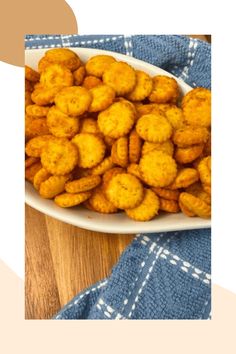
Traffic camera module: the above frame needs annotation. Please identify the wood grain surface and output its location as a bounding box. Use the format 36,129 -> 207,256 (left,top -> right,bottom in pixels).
25,35 -> 210,319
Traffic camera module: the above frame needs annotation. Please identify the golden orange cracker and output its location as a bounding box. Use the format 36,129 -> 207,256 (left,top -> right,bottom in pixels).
179,192 -> 211,218
33,168 -> 51,191
25,156 -> 39,169
127,163 -> 143,181
168,168 -> 199,189
159,198 -> 180,213
162,105 -> 184,129
140,150 -> 177,187
25,79 -> 34,93
54,191 -> 91,207
31,86 -> 61,106
125,188 -> 160,221
126,70 -> 153,101
47,106 -> 79,138
25,135 -> 54,157
25,116 -> 50,140
88,84 -> 115,112
105,173 -> 144,209
149,75 -> 179,104
25,90 -> 33,107
65,175 -> 101,193
103,61 -> 136,96
173,126 -> 209,147
141,140 -> 174,157
44,48 -> 81,71
25,65 -> 40,83
26,104 -> 49,118
136,113 -> 172,143
39,175 -> 70,199
79,117 -> 99,135
41,138 -> 78,175
25,161 -> 42,183
82,76 -> 102,90
88,186 -> 118,214
111,137 -> 129,168
129,129 -> 142,164
179,200 -> 196,217
197,156 -> 211,187
202,183 -> 211,195
136,103 -> 161,117
90,156 -> 115,176
102,167 -> 125,188
55,86 -> 92,116
175,144 -> 204,164
72,133 -> 106,168
86,55 -> 116,78
98,101 -> 135,138
186,182 -> 211,205
73,66 -> 86,86
152,187 -> 180,201
182,88 -> 211,128
40,63 -> 73,89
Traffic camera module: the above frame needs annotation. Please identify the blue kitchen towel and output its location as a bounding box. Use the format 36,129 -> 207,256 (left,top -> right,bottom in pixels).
25,35 -> 211,320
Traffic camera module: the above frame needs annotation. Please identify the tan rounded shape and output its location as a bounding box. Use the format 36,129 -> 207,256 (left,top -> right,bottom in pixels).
173,126 -> 209,147
41,138 -> 78,175
179,200 -> 196,217
152,187 -> 180,201
88,84 -> 115,112
31,86 -> 61,106
136,113 -> 172,143
149,75 -> 179,103
82,76 -> 102,90
105,173 -> 144,209
88,186 -> 118,213
40,63 -> 73,89
25,116 -> 50,140
39,175 -> 70,199
98,101 -> 135,138
179,192 -> 211,218
197,156 -> 211,186
25,65 -> 39,82
54,191 -> 91,207
102,167 -> 125,189
103,61 -> 136,95
90,156 -> 115,176
168,168 -> 199,189
33,168 -> 51,191
129,129 -> 142,164
55,86 -> 92,116
65,175 -> 101,193
142,140 -> 174,157
44,48 -> 81,71
25,161 -> 42,183
162,105 -> 185,129
79,118 -> 99,135
125,189 -> 160,221
111,137 -> 129,167
175,144 -> 204,164
182,88 -> 211,127
85,55 -> 116,77
126,70 -> 153,101
73,66 -> 86,86
25,157 -> 39,169
159,198 -> 180,213
186,182 -> 211,205
25,135 -> 54,157
26,104 -> 50,118
47,106 -> 79,138
140,150 -> 177,187
72,133 -> 106,168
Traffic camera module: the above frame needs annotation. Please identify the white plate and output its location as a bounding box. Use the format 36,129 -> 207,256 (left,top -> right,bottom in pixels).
25,48 -> 211,234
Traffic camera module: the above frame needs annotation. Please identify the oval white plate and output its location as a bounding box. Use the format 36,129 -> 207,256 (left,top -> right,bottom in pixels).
25,47 -> 211,234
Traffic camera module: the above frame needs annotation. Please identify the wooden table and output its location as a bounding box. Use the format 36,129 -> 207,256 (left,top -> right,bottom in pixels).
25,35 -> 210,319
